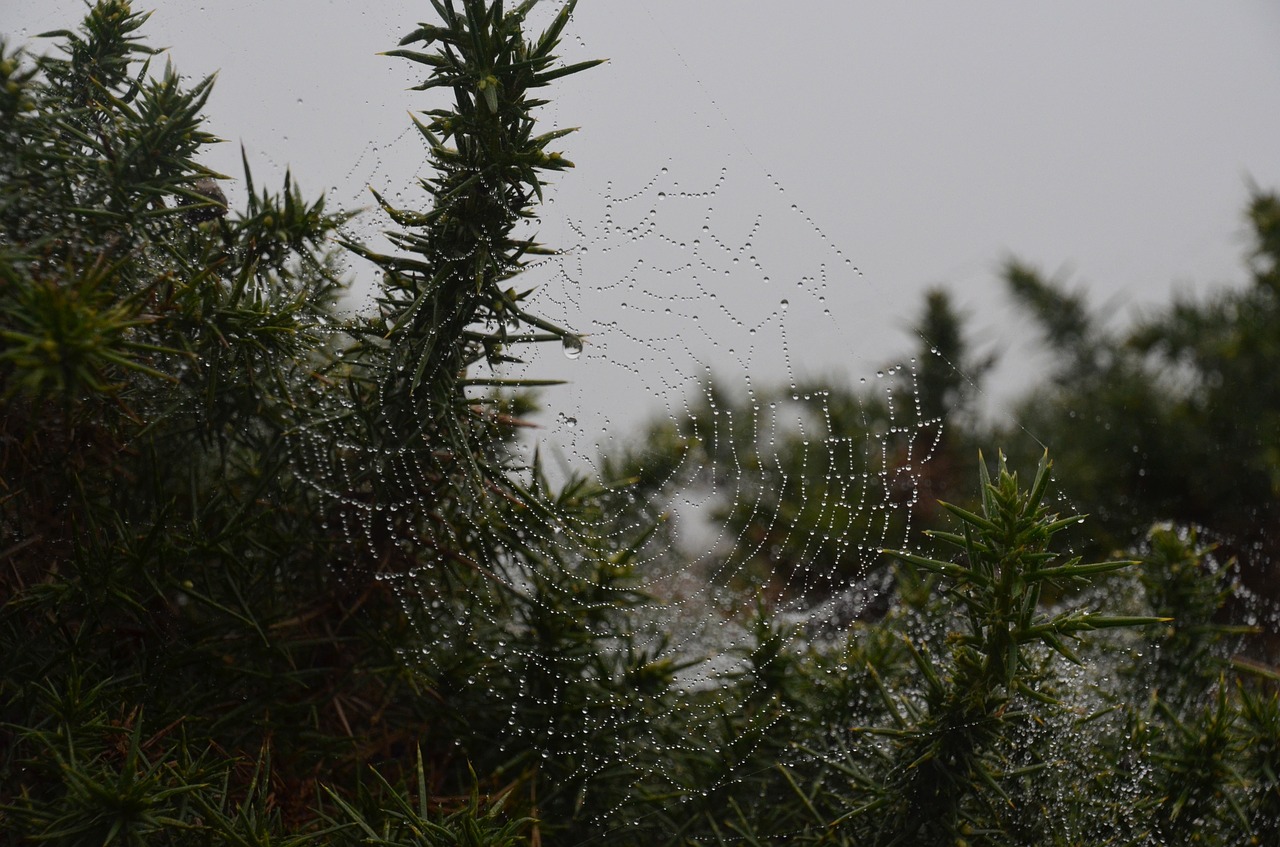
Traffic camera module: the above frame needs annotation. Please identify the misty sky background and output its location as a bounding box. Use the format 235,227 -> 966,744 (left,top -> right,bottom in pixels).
7,1 -> 1280,475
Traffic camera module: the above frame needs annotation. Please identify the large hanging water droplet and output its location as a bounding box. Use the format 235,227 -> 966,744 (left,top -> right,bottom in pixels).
562,335 -> 584,359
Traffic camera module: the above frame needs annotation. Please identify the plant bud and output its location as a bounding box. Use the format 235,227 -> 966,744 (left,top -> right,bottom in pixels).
181,177 -> 228,223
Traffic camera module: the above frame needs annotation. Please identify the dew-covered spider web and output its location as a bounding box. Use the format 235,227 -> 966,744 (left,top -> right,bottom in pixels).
268,4 -> 972,821
296,171 -> 945,825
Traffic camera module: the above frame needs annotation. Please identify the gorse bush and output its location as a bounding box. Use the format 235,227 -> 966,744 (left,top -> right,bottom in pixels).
2,2 -> 1278,845
0,1 -> 663,841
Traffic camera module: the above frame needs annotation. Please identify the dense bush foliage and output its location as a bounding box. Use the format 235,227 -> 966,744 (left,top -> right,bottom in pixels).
993,208 -> 1280,603
2,2 -> 1278,844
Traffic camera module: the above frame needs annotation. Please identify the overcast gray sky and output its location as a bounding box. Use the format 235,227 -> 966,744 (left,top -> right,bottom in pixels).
8,1 -> 1280,459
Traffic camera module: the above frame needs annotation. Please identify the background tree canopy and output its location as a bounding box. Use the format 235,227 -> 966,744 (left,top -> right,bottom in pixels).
2,2 -> 1278,845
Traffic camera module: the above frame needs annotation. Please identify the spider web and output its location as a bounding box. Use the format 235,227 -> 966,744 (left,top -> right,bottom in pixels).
271,8 -> 952,819
286,155 -> 942,820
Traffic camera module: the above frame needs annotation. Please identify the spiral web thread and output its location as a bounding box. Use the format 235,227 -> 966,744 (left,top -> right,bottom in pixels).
286,127 -> 945,814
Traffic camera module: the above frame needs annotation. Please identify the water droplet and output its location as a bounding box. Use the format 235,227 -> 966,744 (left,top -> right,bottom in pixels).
562,335 -> 584,359
780,299 -> 789,310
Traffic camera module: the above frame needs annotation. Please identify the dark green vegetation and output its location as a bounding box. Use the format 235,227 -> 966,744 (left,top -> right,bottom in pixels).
2,2 -> 1278,844
998,223 -> 1280,597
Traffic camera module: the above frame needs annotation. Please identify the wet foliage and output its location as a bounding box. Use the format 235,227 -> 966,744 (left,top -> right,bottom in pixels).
2,2 -> 1279,845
